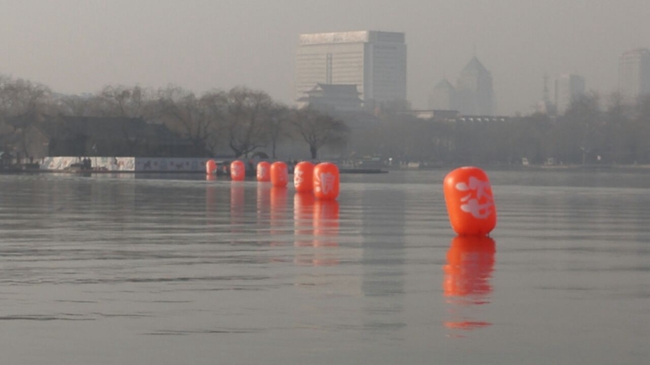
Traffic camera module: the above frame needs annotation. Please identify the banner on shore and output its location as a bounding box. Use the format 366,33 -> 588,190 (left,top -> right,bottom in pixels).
40,157 -> 211,172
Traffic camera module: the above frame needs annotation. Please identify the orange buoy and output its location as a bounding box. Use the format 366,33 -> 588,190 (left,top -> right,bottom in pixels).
205,160 -> 217,175
293,161 -> 315,193
257,161 -> 271,182
443,167 -> 497,236
230,160 -> 246,181
270,161 -> 288,187
313,162 -> 339,200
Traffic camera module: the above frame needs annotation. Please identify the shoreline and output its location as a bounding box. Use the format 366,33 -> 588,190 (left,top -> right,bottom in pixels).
0,167 -> 389,175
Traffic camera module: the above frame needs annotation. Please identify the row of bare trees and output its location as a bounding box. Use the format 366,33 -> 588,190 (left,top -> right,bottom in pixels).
5,74 -> 649,166
356,93 -> 650,166
0,77 -> 348,160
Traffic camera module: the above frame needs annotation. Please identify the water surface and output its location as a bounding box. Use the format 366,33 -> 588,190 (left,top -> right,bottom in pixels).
0,170 -> 648,364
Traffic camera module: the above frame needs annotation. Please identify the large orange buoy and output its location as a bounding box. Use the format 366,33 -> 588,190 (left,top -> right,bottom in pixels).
443,167 -> 497,236
230,160 -> 246,181
293,161 -> 314,193
313,162 -> 339,200
256,161 -> 271,182
270,161 -> 288,187
205,160 -> 217,175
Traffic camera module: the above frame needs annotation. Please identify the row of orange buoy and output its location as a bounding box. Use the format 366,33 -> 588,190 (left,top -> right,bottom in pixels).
209,160 -> 497,234
206,160 -> 340,200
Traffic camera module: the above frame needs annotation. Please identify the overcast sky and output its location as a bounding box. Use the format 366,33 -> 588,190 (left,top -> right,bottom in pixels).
1,0 -> 648,115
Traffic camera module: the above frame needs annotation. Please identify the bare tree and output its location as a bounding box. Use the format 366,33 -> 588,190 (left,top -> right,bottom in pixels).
199,90 -> 228,154
290,107 -> 348,159
56,93 -> 105,117
225,87 -> 274,158
0,76 -> 55,157
267,104 -> 290,159
98,85 -> 153,118
157,86 -> 226,156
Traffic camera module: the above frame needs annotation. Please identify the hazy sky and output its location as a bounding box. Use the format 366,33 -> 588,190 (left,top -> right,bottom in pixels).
1,0 -> 648,115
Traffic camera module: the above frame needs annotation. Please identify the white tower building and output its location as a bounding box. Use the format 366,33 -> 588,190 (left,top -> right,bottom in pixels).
295,31 -> 407,106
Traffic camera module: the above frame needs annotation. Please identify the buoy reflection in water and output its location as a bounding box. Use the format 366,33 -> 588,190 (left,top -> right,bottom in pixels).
443,235 -> 496,332
293,193 -> 315,247
269,187 -> 288,245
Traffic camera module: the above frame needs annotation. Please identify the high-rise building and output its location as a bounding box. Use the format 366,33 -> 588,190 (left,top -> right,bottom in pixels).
295,31 -> 407,106
555,74 -> 586,115
619,48 -> 650,104
429,79 -> 457,110
455,57 -> 494,115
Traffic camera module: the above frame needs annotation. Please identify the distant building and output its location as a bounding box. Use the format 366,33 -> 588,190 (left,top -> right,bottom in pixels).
534,74 -> 557,116
297,83 -> 363,111
555,74 -> 585,115
429,79 -> 457,110
455,57 -> 494,115
619,48 -> 650,104
295,31 -> 407,106
402,109 -> 460,120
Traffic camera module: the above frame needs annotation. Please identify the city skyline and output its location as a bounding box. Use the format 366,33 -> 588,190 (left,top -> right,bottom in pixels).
0,1 -> 648,115
429,56 -> 495,115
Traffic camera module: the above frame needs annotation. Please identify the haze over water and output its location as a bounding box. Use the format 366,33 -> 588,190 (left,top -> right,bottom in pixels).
0,170 -> 648,364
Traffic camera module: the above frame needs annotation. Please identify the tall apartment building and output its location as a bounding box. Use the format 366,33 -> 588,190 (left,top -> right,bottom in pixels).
555,74 -> 586,115
619,48 -> 650,104
295,31 -> 407,105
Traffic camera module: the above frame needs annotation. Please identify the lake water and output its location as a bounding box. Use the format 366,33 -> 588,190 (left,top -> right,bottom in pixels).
0,169 -> 648,364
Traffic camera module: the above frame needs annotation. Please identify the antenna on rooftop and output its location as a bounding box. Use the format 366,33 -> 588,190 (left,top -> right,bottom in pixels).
543,73 -> 550,102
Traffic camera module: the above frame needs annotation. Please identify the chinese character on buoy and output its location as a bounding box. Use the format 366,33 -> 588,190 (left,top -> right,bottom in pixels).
294,161 -> 314,193
271,161 -> 288,187
313,163 -> 339,201
230,160 -> 246,181
205,160 -> 217,175
443,167 -> 497,236
257,161 -> 270,182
